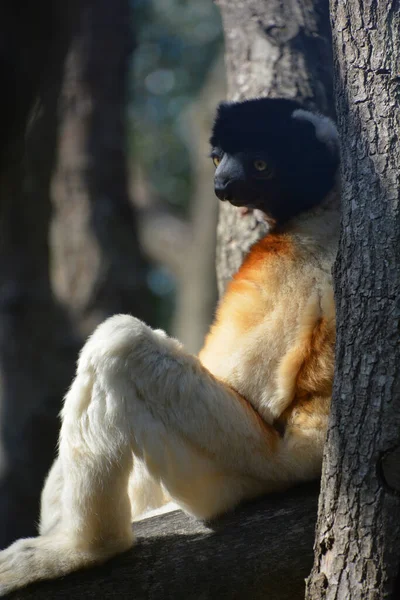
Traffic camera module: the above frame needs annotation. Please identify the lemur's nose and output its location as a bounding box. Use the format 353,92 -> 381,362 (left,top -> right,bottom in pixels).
214,179 -> 233,202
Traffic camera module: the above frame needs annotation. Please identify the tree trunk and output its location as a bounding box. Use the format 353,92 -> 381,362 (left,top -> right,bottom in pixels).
306,2 -> 400,598
51,0 -> 156,336
0,2 -> 80,548
215,0 -> 334,292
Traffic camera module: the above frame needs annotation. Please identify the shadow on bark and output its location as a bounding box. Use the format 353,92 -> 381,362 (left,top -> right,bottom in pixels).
306,4 -> 400,594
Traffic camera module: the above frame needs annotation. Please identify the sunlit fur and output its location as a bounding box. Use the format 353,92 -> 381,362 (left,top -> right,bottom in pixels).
0,100 -> 340,595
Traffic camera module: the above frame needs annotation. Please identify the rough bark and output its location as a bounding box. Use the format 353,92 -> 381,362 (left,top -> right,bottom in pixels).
215,0 -> 334,292
9,484 -> 319,600
51,0 -> 156,336
0,2 -> 80,548
306,1 -> 400,598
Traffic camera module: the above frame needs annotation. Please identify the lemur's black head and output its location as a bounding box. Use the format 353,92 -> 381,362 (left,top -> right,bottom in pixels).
210,98 -> 339,225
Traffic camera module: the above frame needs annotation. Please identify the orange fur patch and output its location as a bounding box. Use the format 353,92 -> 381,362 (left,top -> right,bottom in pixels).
295,317 -> 335,398
236,234 -> 294,281
207,234 -> 294,337
217,279 -> 267,332
200,226 -> 336,451
276,316 -> 335,434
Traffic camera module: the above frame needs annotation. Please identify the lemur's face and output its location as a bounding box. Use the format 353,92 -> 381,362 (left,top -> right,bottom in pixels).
211,148 -> 277,209
210,98 -> 339,225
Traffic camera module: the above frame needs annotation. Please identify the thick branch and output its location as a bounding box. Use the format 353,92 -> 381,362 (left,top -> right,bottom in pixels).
10,484 -> 319,600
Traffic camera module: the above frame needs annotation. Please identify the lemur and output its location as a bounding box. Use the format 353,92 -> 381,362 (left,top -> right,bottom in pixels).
0,98 -> 340,595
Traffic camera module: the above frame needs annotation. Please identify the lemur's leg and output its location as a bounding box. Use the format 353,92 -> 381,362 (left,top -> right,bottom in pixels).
39,457 -> 64,536
0,315 -> 321,595
128,459 -> 171,520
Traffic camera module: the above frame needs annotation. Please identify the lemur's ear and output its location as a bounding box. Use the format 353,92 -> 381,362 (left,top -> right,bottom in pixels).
292,109 -> 339,155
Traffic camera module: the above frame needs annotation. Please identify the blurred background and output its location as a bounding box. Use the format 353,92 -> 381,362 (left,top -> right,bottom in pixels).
0,0 -> 225,548
52,0 -> 225,349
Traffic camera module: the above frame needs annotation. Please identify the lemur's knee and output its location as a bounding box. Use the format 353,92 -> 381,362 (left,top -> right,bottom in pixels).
62,314 -> 184,435
39,458 -> 64,536
78,314 -> 182,376
60,316 -> 153,451
78,315 -> 154,372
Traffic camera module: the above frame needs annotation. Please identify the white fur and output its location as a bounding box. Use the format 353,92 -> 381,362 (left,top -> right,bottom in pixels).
292,108 -> 339,153
0,311 -> 330,594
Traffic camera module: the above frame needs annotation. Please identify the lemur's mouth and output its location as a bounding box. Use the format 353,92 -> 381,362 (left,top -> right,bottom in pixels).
239,206 -> 253,216
225,196 -> 258,208
229,197 -> 265,212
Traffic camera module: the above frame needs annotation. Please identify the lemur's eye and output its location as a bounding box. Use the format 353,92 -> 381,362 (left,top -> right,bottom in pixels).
253,159 -> 268,171
213,156 -> 221,168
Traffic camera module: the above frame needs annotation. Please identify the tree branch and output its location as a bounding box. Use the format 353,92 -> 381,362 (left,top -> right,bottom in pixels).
9,484 -> 319,600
